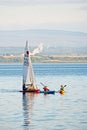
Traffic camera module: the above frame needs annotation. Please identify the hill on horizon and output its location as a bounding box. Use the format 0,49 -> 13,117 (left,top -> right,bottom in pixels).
0,29 -> 87,47
0,46 -> 87,56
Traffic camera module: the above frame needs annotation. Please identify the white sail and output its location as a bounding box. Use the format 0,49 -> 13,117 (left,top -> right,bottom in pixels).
23,41 -> 37,90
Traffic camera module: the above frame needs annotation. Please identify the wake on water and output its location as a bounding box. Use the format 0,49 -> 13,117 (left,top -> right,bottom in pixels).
0,89 -> 19,93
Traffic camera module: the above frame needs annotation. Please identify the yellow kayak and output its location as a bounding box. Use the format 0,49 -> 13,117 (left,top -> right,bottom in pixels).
59,90 -> 65,95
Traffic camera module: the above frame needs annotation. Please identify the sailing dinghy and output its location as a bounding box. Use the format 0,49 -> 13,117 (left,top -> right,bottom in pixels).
20,41 -> 40,93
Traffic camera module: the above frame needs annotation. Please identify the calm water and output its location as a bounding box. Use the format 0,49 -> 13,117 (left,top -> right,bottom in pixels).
0,63 -> 87,130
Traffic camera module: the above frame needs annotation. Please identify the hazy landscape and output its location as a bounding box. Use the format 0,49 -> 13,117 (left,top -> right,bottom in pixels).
0,46 -> 87,63
0,30 -> 87,63
0,29 -> 87,47
0,29 -> 87,63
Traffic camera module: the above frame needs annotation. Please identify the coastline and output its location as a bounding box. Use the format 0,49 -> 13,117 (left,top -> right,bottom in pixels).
0,55 -> 87,63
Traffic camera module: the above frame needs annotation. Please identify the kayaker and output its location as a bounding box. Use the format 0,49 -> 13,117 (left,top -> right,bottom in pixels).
43,86 -> 49,91
60,85 -> 64,91
60,85 -> 66,91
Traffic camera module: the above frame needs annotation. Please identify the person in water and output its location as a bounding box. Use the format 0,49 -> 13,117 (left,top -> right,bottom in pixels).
43,86 -> 49,91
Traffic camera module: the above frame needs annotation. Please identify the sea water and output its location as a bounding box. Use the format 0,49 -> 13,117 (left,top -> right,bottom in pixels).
0,63 -> 87,130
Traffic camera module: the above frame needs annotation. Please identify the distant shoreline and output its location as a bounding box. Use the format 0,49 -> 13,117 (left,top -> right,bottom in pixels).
0,62 -> 87,65
0,55 -> 87,64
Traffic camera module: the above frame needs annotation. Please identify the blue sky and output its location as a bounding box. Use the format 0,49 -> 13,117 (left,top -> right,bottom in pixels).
0,0 -> 87,33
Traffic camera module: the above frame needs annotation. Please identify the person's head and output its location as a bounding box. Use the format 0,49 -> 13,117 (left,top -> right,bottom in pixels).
61,85 -> 63,87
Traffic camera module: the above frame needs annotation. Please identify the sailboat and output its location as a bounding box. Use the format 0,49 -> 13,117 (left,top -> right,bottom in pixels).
20,41 -> 40,93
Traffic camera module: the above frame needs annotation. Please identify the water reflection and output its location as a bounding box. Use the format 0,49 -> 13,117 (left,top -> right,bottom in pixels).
22,93 -> 35,128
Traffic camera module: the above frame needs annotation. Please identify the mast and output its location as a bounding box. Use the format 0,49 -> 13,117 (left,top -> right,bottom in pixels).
22,41 -> 37,90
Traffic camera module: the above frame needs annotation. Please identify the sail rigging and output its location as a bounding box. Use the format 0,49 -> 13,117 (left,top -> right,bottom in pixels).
23,41 -> 37,90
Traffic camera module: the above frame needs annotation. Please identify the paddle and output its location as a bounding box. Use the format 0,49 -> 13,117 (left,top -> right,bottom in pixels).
40,82 -> 46,87
64,85 -> 67,87
40,82 -> 50,91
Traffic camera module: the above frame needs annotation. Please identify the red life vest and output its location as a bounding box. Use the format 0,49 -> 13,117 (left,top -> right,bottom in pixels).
43,86 -> 49,91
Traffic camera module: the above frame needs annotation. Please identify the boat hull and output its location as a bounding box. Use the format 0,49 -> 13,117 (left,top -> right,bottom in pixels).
40,90 -> 55,94
20,89 -> 40,93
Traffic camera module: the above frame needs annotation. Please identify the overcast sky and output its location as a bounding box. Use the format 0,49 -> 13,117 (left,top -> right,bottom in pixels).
0,0 -> 87,47
0,0 -> 87,33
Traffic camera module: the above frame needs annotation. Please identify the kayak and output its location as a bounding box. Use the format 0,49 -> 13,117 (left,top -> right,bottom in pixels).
59,90 -> 65,94
40,90 -> 55,94
20,89 -> 40,93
